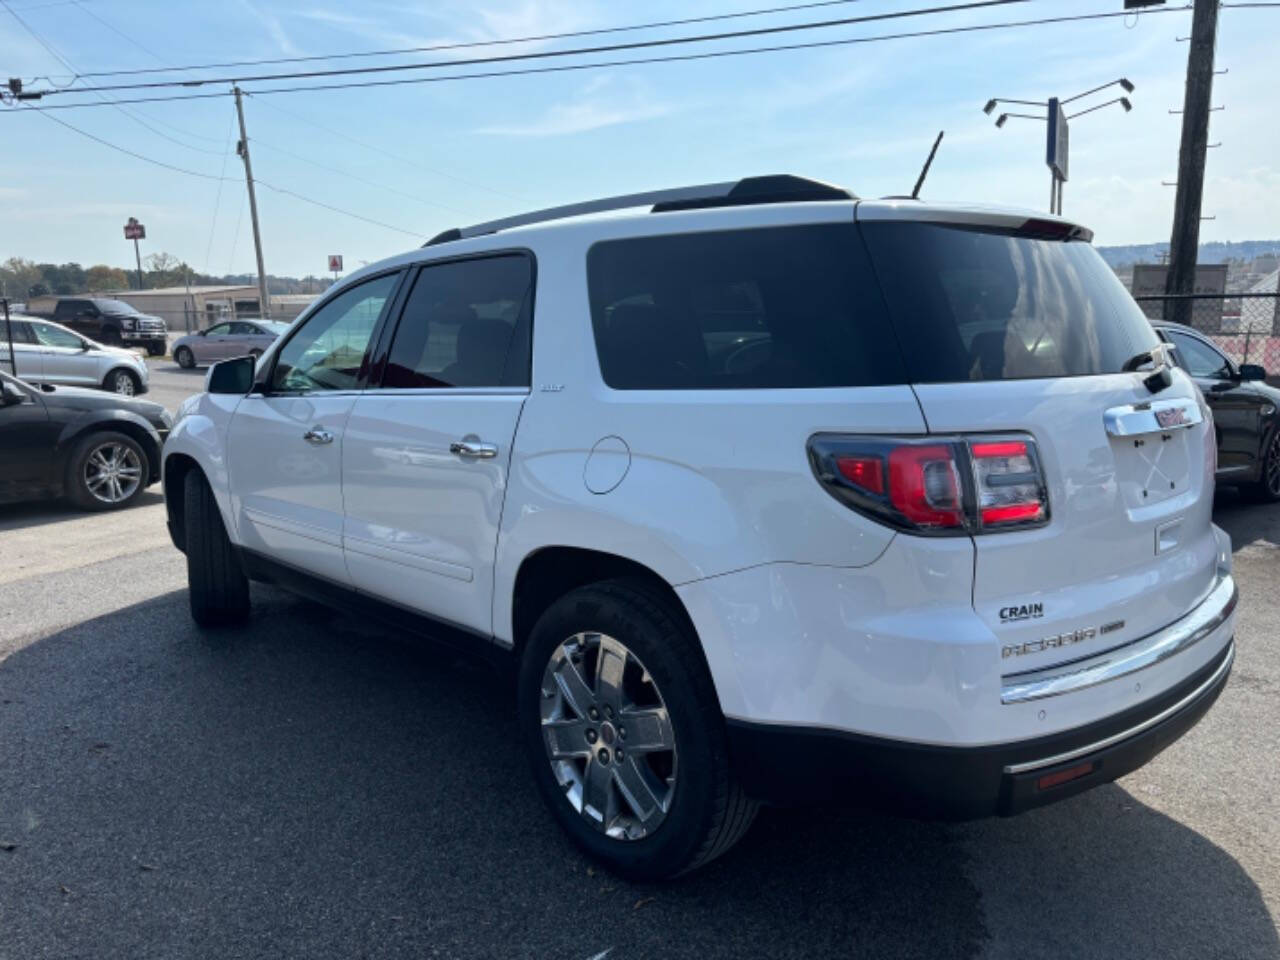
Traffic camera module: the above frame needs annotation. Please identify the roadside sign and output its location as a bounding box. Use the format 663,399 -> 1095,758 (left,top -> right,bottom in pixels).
328,255 -> 343,272
1046,98 -> 1069,182
123,217 -> 146,240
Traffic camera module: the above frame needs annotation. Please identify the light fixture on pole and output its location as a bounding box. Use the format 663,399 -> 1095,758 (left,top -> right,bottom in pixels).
983,79 -> 1136,215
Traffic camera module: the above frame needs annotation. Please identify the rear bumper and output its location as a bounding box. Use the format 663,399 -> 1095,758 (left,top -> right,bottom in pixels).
727,639 -> 1233,818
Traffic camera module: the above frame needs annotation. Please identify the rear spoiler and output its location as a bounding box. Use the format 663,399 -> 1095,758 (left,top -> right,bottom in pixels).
855,201 -> 1093,243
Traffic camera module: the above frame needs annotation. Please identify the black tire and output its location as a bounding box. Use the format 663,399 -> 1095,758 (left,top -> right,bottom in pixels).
517,579 -> 757,880
1246,427 -> 1280,502
147,341 -> 166,357
183,469 -> 251,627
103,367 -> 140,397
65,430 -> 149,511
99,326 -> 123,346
175,346 -> 195,369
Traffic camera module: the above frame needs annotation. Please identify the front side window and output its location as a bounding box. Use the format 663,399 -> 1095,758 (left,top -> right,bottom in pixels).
271,272 -> 399,392
862,223 -> 1160,383
206,322 -> 233,336
382,255 -> 533,389
33,323 -> 84,349
1165,330 -> 1231,380
587,224 -> 904,390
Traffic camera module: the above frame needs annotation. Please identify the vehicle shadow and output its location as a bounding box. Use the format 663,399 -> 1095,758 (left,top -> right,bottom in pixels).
1214,488 -> 1280,552
0,490 -> 164,533
0,589 -> 1273,960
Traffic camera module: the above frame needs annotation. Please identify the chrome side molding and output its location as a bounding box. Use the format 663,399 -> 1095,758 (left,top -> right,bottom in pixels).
1104,396 -> 1203,437
1001,575 -> 1236,705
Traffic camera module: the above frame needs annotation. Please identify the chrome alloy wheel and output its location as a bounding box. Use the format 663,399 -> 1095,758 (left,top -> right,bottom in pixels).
84,442 -> 142,504
112,372 -> 136,396
540,632 -> 677,840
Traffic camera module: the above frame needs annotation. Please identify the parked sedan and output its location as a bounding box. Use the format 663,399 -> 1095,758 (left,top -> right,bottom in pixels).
1154,320 -> 1280,500
172,320 -> 289,369
0,370 -> 170,509
1,315 -> 150,396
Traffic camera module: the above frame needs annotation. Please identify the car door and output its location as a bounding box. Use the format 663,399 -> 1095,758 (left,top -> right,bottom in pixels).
341,254 -> 534,636
0,375 -> 57,501
0,320 -> 44,382
1164,328 -> 1264,475
226,271 -> 402,586
197,322 -> 236,364
31,321 -> 97,385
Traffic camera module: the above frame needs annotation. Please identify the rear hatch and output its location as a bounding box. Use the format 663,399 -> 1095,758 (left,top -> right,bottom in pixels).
858,208 -> 1220,673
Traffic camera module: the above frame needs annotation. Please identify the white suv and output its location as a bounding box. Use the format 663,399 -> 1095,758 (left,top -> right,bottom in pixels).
162,176 -> 1238,879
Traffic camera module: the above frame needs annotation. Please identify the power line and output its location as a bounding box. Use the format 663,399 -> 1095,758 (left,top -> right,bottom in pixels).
251,135 -> 469,213
19,103 -> 425,239
4,5 -> 1192,113
28,0 -> 1030,97
244,93 -> 526,203
0,0 -> 224,154
67,0 -> 874,80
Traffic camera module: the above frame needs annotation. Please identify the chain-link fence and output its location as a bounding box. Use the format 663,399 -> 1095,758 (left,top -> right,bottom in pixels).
1134,292 -> 1280,376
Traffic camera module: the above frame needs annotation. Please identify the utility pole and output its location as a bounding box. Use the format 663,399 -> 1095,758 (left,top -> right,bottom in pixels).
1165,0 -> 1219,326
233,85 -> 271,320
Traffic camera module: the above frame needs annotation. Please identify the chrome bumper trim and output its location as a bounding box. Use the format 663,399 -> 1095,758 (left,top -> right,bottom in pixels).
1001,575 -> 1237,705
1004,641 -> 1234,775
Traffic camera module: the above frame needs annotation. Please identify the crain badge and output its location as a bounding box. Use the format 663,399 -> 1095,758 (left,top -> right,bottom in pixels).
1003,627 -> 1097,659
999,602 -> 1044,623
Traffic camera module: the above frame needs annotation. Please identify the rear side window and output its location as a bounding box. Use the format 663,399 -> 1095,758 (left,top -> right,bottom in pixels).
2,320 -> 35,344
382,254 -> 533,389
587,224 -> 905,390
862,222 -> 1159,383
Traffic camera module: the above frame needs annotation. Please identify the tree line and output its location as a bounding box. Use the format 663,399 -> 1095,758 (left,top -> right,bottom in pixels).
0,254 -> 329,300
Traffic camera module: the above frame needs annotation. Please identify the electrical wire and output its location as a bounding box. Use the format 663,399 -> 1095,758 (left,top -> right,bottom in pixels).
69,0 -> 876,80
0,0 -> 224,153
28,0 -> 1030,97
251,135 -> 469,214
4,4 -> 1191,113
244,93 -> 526,203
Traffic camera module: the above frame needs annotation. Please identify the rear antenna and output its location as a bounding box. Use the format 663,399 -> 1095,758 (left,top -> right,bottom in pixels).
910,130 -> 944,199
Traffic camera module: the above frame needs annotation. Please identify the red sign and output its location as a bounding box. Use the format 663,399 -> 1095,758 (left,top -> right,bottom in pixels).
328,254 -> 343,272
123,217 -> 145,240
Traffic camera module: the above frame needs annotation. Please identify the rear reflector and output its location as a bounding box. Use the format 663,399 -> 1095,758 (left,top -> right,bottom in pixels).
836,456 -> 884,495
1037,762 -> 1096,791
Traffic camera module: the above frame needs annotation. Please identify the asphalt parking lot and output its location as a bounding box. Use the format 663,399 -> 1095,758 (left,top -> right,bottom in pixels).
1,367 -> 1278,959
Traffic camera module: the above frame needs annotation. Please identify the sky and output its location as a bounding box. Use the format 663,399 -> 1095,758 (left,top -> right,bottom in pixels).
1,0 -> 1277,279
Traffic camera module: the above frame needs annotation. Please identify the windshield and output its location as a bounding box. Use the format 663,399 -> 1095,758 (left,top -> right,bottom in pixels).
862,222 -> 1160,383
92,299 -> 140,315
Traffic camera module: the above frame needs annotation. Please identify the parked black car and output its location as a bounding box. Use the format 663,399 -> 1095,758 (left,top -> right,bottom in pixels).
1154,320 -> 1280,500
0,370 -> 170,510
49,298 -> 168,356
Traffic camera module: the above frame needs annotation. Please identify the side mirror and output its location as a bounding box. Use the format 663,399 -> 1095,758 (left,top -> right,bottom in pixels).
1,381 -> 25,406
1239,363 -> 1266,382
79,340 -> 91,351
206,355 -> 256,395
198,329 -> 208,336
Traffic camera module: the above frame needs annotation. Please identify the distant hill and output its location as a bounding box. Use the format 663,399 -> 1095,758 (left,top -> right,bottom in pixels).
1097,240 -> 1280,269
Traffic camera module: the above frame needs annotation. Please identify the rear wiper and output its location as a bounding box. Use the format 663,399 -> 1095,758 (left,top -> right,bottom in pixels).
1122,343 -> 1173,394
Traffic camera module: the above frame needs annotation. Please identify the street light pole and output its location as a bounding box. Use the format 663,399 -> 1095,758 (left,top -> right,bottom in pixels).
985,79 -> 1134,216
234,85 -> 271,320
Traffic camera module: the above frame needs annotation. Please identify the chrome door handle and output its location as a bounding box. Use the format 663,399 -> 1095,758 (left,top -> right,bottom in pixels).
449,439 -> 498,459
303,426 -> 334,445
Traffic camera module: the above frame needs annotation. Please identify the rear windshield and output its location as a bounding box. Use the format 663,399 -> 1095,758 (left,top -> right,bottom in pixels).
587,223 -> 905,390
92,299 -> 139,315
861,222 -> 1159,383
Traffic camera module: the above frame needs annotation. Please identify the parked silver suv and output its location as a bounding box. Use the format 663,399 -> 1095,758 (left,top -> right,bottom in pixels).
163,176 -> 1237,879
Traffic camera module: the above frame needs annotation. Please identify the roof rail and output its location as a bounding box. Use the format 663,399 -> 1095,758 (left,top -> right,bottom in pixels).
424,174 -> 855,246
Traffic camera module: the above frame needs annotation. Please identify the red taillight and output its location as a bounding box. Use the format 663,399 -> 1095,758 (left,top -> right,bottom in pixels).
888,444 -> 963,528
970,439 -> 1046,528
836,455 -> 884,494
809,432 -> 1050,536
